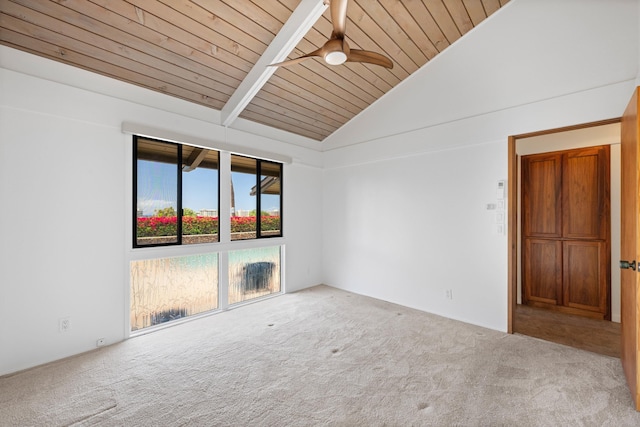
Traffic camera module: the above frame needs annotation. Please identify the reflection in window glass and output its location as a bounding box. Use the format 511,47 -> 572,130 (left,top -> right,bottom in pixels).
182,147 -> 219,244
230,154 -> 282,240
228,246 -> 281,305
130,253 -> 218,331
231,155 -> 258,240
134,136 -> 220,247
135,139 -> 179,246
260,161 -> 282,237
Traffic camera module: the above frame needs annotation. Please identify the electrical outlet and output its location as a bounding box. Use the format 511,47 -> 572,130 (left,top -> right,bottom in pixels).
445,289 -> 453,300
59,317 -> 70,333
96,338 -> 105,347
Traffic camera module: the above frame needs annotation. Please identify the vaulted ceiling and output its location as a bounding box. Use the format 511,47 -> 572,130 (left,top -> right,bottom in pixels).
0,0 -> 510,142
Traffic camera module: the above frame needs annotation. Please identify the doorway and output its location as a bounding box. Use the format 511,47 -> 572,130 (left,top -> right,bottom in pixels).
508,119 -> 622,356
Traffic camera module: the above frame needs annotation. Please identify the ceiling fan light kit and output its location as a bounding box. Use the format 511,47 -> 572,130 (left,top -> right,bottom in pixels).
325,50 -> 347,65
270,0 -> 393,69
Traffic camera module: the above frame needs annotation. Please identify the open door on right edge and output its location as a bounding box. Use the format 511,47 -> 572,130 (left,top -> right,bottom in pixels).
621,86 -> 640,410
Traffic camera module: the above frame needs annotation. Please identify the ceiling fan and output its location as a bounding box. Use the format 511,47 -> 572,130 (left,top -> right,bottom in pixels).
270,0 -> 393,69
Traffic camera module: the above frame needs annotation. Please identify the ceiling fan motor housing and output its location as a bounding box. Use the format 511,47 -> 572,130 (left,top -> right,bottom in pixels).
324,38 -> 349,65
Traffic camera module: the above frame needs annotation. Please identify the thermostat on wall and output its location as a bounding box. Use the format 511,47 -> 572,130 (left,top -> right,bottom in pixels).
497,180 -> 506,200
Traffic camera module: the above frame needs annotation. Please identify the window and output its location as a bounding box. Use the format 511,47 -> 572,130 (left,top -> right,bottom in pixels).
130,134 -> 284,333
130,253 -> 218,331
130,245 -> 283,332
228,246 -> 281,305
230,154 -> 282,240
134,136 -> 219,247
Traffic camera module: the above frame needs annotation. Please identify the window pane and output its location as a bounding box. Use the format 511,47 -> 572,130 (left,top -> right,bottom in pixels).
182,148 -> 219,244
130,253 -> 218,331
228,246 -> 281,305
230,155 -> 257,240
135,139 -> 178,246
260,161 -> 282,237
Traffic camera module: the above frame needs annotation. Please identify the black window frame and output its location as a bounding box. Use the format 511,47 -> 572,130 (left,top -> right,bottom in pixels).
257,158 -> 283,239
230,154 -> 283,240
133,135 -> 220,248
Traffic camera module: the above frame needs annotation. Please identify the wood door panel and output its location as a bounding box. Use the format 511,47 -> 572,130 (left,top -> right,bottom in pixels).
523,238 -> 562,305
522,153 -> 562,237
621,86 -> 640,409
563,146 -> 610,239
563,240 -> 607,314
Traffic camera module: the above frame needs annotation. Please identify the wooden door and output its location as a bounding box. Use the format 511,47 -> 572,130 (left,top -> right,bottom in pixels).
522,153 -> 563,306
563,147 -> 611,317
621,86 -> 640,410
522,146 -> 610,319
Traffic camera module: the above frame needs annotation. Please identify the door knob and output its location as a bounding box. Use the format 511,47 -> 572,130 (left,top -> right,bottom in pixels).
620,260 -> 636,270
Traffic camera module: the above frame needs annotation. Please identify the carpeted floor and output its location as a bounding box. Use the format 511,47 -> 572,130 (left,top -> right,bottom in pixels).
1,285 -> 639,426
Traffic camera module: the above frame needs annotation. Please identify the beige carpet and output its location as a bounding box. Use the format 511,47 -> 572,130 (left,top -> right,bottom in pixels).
1,285 -> 639,426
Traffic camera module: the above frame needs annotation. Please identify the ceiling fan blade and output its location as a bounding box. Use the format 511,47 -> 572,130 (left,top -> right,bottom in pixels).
269,56 -> 314,67
269,48 -> 323,67
330,0 -> 348,39
347,49 -> 393,69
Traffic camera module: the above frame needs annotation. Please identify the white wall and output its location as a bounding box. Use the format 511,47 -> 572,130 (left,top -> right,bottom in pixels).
323,139 -> 508,330
322,0 -> 639,332
322,86 -> 633,333
0,47 -> 323,376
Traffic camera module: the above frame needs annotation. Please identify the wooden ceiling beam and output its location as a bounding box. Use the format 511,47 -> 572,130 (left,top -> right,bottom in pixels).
182,148 -> 209,172
220,0 -> 328,128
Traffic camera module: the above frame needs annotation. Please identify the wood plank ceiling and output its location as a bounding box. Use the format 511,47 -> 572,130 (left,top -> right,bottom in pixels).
0,0 -> 510,142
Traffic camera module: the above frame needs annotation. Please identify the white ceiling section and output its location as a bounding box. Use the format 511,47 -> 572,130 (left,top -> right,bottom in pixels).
323,0 -> 640,151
